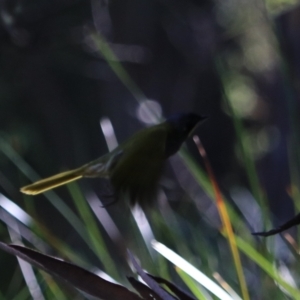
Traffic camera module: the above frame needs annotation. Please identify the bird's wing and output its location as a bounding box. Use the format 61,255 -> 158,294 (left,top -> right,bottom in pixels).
80,124 -> 168,179
82,150 -> 124,178
122,124 -> 168,159
110,124 -> 169,205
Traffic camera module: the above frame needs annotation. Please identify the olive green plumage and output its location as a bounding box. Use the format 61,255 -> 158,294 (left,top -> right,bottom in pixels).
20,113 -> 206,205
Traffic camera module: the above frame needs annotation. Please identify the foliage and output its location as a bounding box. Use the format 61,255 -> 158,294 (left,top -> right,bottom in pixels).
1,0 -> 300,299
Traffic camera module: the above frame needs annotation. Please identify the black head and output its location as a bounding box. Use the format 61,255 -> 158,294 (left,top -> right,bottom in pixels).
166,113 -> 207,135
164,113 -> 207,157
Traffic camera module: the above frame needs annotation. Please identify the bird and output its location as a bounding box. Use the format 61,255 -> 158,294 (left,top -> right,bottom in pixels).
20,113 -> 207,206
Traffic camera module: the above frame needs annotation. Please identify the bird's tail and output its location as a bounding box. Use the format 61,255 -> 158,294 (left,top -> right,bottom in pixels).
20,168 -> 84,195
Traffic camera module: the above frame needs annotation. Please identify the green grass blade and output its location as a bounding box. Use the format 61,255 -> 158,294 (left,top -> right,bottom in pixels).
0,135 -> 98,252
67,182 -> 120,280
235,235 -> 300,298
89,32 -> 161,123
176,267 -> 211,300
40,271 -> 69,300
11,286 -> 30,300
152,240 -> 238,300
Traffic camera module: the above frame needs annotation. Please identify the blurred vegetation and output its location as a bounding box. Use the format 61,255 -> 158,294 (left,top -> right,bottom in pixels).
1,0 -> 300,299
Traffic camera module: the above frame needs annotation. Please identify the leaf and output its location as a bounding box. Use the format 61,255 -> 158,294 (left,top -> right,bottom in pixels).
152,241 -> 235,300
0,242 -> 141,300
252,213 -> 300,236
127,250 -> 177,300
193,136 -> 248,300
128,276 -> 163,300
148,274 -> 196,300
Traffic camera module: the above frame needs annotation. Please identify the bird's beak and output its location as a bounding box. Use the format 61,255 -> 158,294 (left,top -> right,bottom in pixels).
188,115 -> 208,136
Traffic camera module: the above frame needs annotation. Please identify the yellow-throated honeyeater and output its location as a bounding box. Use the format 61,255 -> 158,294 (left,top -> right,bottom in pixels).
20,113 -> 207,206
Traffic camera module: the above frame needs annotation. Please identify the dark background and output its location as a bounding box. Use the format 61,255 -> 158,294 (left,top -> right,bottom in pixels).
1,0 -> 300,296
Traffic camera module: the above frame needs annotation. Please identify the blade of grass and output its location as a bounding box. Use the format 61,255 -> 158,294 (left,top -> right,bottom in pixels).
175,266 -> 211,300
11,286 -> 30,300
0,135 -> 127,281
0,192 -> 91,269
30,217 -> 92,268
7,228 -> 45,300
0,134 -> 115,265
67,182 -> 120,280
0,135 -> 92,246
234,235 -> 300,298
90,31 -> 145,103
193,136 -> 249,300
213,272 -> 243,300
0,290 -> 6,300
152,240 -> 237,300
5,265 -> 25,299
40,271 -> 69,300
214,61 -> 270,227
179,148 -> 243,228
89,31 -> 159,123
179,149 -> 213,197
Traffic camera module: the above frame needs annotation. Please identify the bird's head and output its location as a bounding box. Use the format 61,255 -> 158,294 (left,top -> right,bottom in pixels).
164,113 -> 207,157
167,113 -> 207,137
